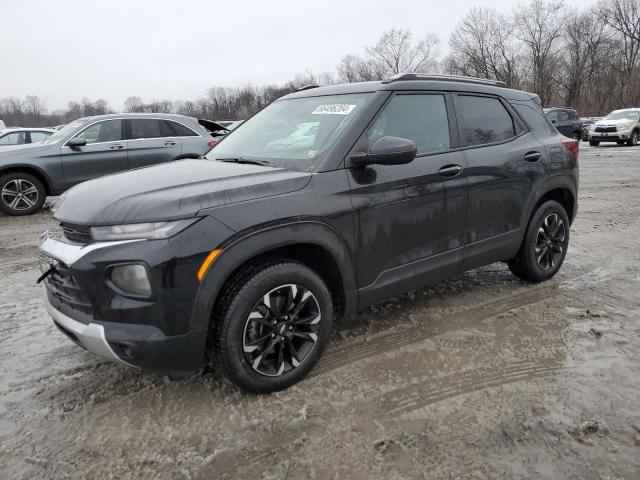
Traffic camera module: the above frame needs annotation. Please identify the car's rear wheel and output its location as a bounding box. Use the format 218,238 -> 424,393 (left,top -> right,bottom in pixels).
508,200 -> 570,282
626,129 -> 639,146
0,172 -> 46,216
572,132 -> 580,141
589,140 -> 599,146
211,261 -> 333,393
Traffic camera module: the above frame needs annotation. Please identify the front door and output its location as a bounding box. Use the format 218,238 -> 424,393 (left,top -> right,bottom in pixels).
60,119 -> 128,188
347,92 -> 468,306
126,118 -> 182,169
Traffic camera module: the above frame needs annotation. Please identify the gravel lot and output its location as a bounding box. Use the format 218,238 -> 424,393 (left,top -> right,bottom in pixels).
1,144 -> 639,479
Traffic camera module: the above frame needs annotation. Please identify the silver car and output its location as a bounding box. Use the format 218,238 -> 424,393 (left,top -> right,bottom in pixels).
0,128 -> 54,146
0,113 -> 215,216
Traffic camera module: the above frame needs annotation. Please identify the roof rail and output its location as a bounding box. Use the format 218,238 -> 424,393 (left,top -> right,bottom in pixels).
381,73 -> 508,88
296,84 -> 320,92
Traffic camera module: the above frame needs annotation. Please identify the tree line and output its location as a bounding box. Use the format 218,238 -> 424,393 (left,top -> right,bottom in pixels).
2,0 -> 639,127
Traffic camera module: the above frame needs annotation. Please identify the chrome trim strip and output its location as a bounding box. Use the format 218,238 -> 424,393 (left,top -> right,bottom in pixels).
39,232 -> 143,266
45,301 -> 136,367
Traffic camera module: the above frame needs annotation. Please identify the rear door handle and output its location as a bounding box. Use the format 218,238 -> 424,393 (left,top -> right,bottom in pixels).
438,164 -> 462,177
109,144 -> 124,150
524,151 -> 542,162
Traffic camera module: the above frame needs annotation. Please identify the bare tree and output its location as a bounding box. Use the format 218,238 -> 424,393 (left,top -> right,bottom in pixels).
447,7 -> 523,87
514,0 -> 567,105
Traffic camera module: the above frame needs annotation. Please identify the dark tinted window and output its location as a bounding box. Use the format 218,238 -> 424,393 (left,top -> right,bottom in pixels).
166,120 -> 198,136
558,110 -> 569,121
367,94 -> 450,155
129,119 -> 166,139
568,110 -> 578,120
458,95 -> 515,146
514,104 -> 556,135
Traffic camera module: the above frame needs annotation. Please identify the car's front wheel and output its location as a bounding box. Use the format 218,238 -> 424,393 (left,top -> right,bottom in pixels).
626,129 -> 639,146
0,172 -> 46,216
589,140 -> 599,146
508,200 -> 570,282
211,260 -> 333,393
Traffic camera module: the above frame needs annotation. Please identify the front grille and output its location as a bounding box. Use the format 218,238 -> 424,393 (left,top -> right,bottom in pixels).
595,126 -> 617,133
61,223 -> 92,244
45,261 -> 93,319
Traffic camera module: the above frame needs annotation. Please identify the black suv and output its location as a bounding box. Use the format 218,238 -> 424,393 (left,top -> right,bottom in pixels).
39,74 -> 579,393
543,107 -> 583,140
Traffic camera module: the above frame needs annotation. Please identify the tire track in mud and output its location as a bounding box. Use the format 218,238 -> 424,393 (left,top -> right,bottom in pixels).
312,280 -> 571,378
377,361 -> 567,418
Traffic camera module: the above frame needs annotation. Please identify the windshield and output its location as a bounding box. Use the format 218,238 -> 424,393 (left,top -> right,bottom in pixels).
205,93 -> 372,169
42,120 -> 86,144
605,110 -> 640,121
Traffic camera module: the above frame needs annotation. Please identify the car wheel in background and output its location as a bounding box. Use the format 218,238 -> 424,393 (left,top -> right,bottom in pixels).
508,200 -> 570,283
211,260 -> 333,393
572,132 -> 581,141
0,172 -> 46,216
627,129 -> 639,146
589,140 -> 599,146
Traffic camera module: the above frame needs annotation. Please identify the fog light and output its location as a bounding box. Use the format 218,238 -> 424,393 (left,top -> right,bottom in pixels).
110,264 -> 151,297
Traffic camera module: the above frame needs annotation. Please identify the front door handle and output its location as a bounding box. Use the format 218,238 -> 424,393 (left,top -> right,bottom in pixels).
109,144 -> 124,150
164,141 -> 177,146
524,151 -> 542,162
438,164 -> 463,178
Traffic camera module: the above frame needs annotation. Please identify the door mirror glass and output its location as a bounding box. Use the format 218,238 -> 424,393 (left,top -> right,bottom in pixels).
67,137 -> 87,148
351,136 -> 416,167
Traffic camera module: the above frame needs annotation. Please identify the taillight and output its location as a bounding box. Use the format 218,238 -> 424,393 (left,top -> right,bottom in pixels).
208,139 -> 218,148
561,137 -> 579,159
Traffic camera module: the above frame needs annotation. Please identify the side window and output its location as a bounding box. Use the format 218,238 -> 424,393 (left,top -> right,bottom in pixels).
558,110 -> 569,121
547,110 -> 558,122
0,132 -> 25,145
457,95 -> 515,146
76,120 -> 122,144
367,94 -> 451,156
513,104 -> 556,135
129,119 -> 167,139
166,121 -> 198,137
568,110 -> 578,120
29,131 -> 51,143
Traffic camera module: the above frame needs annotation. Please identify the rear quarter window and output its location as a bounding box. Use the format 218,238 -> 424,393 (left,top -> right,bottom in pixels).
513,103 -> 556,135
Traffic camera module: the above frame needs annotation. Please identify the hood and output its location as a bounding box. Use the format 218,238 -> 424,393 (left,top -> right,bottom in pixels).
0,141 -> 56,160
53,159 -> 312,226
593,118 -> 638,126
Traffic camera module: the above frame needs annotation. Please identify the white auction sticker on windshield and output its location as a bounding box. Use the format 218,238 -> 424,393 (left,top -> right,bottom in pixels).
312,104 -> 357,115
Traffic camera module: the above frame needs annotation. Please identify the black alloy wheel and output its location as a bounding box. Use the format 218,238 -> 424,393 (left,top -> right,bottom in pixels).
243,284 -> 321,376
534,213 -> 566,271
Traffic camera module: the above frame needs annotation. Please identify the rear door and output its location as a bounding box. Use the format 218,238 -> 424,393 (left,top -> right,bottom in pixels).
453,93 -> 547,269
126,118 -> 182,169
60,119 -> 128,187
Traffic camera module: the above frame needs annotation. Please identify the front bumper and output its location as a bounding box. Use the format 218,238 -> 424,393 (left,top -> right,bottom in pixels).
46,299 -> 135,367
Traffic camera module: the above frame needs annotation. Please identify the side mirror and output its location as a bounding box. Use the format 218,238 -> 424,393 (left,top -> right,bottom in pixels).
351,136 -> 417,167
67,137 -> 86,148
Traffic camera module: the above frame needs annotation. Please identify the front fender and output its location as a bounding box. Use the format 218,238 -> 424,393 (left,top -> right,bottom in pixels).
189,219 -> 357,334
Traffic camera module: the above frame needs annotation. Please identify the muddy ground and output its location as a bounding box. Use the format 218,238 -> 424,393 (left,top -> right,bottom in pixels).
1,144 -> 639,479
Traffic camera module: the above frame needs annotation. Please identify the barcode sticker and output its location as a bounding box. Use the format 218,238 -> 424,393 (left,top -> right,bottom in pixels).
312,104 -> 357,115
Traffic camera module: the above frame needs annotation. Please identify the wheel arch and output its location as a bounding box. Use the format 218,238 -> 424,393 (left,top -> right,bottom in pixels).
189,220 -> 358,338
0,165 -> 53,196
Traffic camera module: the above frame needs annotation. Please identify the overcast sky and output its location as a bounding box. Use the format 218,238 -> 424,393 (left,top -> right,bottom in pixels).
1,0 -> 594,111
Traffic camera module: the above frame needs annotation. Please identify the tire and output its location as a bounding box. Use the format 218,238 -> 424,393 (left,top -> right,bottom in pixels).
617,141 -> 626,145
572,132 -> 581,141
508,200 -> 570,282
211,260 -> 333,393
626,129 -> 639,146
589,140 -> 599,146
0,172 -> 46,216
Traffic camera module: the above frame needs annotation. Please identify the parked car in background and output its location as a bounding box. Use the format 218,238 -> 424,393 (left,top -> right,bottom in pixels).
39,74 -> 579,392
0,128 -> 54,146
588,109 -> 640,146
580,117 -> 603,141
0,113 -> 215,216
544,107 -> 583,140
0,119 -> 6,131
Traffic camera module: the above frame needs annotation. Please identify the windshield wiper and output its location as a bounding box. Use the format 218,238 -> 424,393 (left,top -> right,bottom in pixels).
217,157 -> 273,167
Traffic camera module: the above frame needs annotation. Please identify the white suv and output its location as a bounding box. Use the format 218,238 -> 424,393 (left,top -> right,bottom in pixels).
588,108 -> 640,146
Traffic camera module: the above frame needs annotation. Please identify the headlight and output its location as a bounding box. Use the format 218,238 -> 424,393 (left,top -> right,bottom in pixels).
110,264 -> 151,297
619,122 -> 634,129
91,218 -> 199,241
